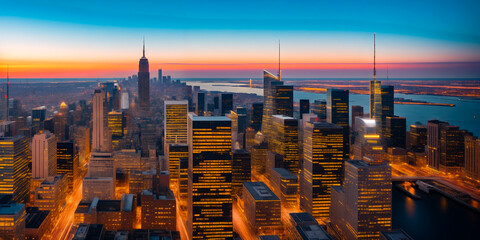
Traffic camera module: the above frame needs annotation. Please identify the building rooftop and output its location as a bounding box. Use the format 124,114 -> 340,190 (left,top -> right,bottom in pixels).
347,160 -> 389,168
272,168 -> 297,180
0,203 -> 25,215
243,182 -> 279,201
259,235 -> 281,240
272,115 -> 296,120
309,122 -> 342,129
380,229 -> 414,240
121,194 -> 134,212
290,212 -> 318,226
96,200 -> 121,212
164,100 -> 188,105
359,118 -> 376,128
26,210 -> 50,229
296,225 -> 333,240
74,224 -> 104,240
190,115 -> 231,122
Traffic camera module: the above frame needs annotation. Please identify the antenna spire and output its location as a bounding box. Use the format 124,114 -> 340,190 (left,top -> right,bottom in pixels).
142,36 -> 145,58
278,40 -> 281,80
373,33 -> 376,81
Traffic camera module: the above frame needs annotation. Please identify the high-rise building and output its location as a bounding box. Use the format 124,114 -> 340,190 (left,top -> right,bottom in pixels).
250,102 -> 263,132
32,106 -> 46,133
271,115 -> 299,174
262,70 -> 282,135
427,120 -> 465,173
301,122 -> 344,219
158,69 -> 162,83
140,189 -> 176,231
242,182 -> 282,235
351,105 -> 364,130
299,99 -> 310,119
0,136 -> 30,203
327,89 -> 349,159
0,201 -> 26,240
312,100 -> 327,121
196,92 -> 205,116
57,141 -> 79,190
164,101 -> 188,145
165,144 -> 188,191
330,160 -> 392,240
108,111 -> 125,150
270,168 -> 298,208
33,175 -> 68,218
352,118 -> 383,162
221,93 -> 233,116
465,134 -> 480,181
407,124 -> 427,152
274,85 -> 294,117
251,142 -> 268,177
138,40 -> 150,109
92,89 -> 107,152
385,116 -> 406,148
32,131 -> 57,178
188,114 -> 232,239
232,149 -> 251,196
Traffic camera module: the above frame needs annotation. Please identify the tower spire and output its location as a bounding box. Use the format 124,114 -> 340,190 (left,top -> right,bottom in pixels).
278,39 -> 281,80
373,33 -> 376,81
142,36 -> 145,58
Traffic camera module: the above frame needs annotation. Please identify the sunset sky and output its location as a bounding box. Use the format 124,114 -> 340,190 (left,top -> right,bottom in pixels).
1,0 -> 480,78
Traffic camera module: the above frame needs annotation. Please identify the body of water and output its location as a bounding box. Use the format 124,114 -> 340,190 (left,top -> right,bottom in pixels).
184,81 -> 480,136
392,186 -> 480,240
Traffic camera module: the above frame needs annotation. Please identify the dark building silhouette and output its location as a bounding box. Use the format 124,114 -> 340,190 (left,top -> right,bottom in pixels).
138,40 -> 150,109
250,103 -> 263,132
196,92 -> 205,116
299,99 -> 310,119
221,93 -> 233,116
385,116 -> 406,149
327,89 -> 350,159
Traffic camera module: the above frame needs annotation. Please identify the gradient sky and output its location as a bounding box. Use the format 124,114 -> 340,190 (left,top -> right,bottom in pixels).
1,0 -> 480,78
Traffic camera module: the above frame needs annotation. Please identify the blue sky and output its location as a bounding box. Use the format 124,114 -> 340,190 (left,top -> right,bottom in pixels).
1,0 -> 479,78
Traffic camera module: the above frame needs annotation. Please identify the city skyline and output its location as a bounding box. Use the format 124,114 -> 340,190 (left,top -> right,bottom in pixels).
1,1 -> 480,78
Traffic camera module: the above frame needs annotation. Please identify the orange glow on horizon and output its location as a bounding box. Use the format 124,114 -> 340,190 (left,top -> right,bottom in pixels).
0,60 -> 472,78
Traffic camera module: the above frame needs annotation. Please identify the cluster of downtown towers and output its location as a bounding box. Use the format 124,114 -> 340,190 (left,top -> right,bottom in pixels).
133,40 -> 397,239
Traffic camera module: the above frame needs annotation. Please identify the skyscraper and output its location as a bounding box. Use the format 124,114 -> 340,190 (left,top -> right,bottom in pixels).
407,124 -> 427,152
385,116 -> 406,149
221,93 -> 233,116
164,100 -> 189,145
312,99 -> 327,121
158,69 -> 163,83
232,149 -> 251,196
330,160 -> 392,240
327,89 -> 349,159
274,85 -> 293,117
92,88 -> 107,152
301,122 -> 343,219
32,131 -> 57,178
57,140 -> 78,190
196,92 -> 205,116
299,99 -> 310,119
108,111 -> 125,150
369,35 -> 394,136
351,105 -> 364,130
32,106 -> 46,133
465,134 -> 480,180
250,102 -> 263,132
138,39 -> 150,109
426,119 -> 466,173
352,118 -> 383,162
271,115 -> 299,174
188,114 -> 232,239
261,70 -> 282,140
0,136 -> 30,203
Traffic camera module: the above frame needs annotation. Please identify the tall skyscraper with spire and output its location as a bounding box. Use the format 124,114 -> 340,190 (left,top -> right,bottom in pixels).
261,41 -> 293,143
369,34 -> 394,137
138,38 -> 150,109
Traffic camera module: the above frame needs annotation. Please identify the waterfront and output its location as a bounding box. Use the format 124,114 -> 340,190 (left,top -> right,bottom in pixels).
392,186 -> 480,240
183,80 -> 480,136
